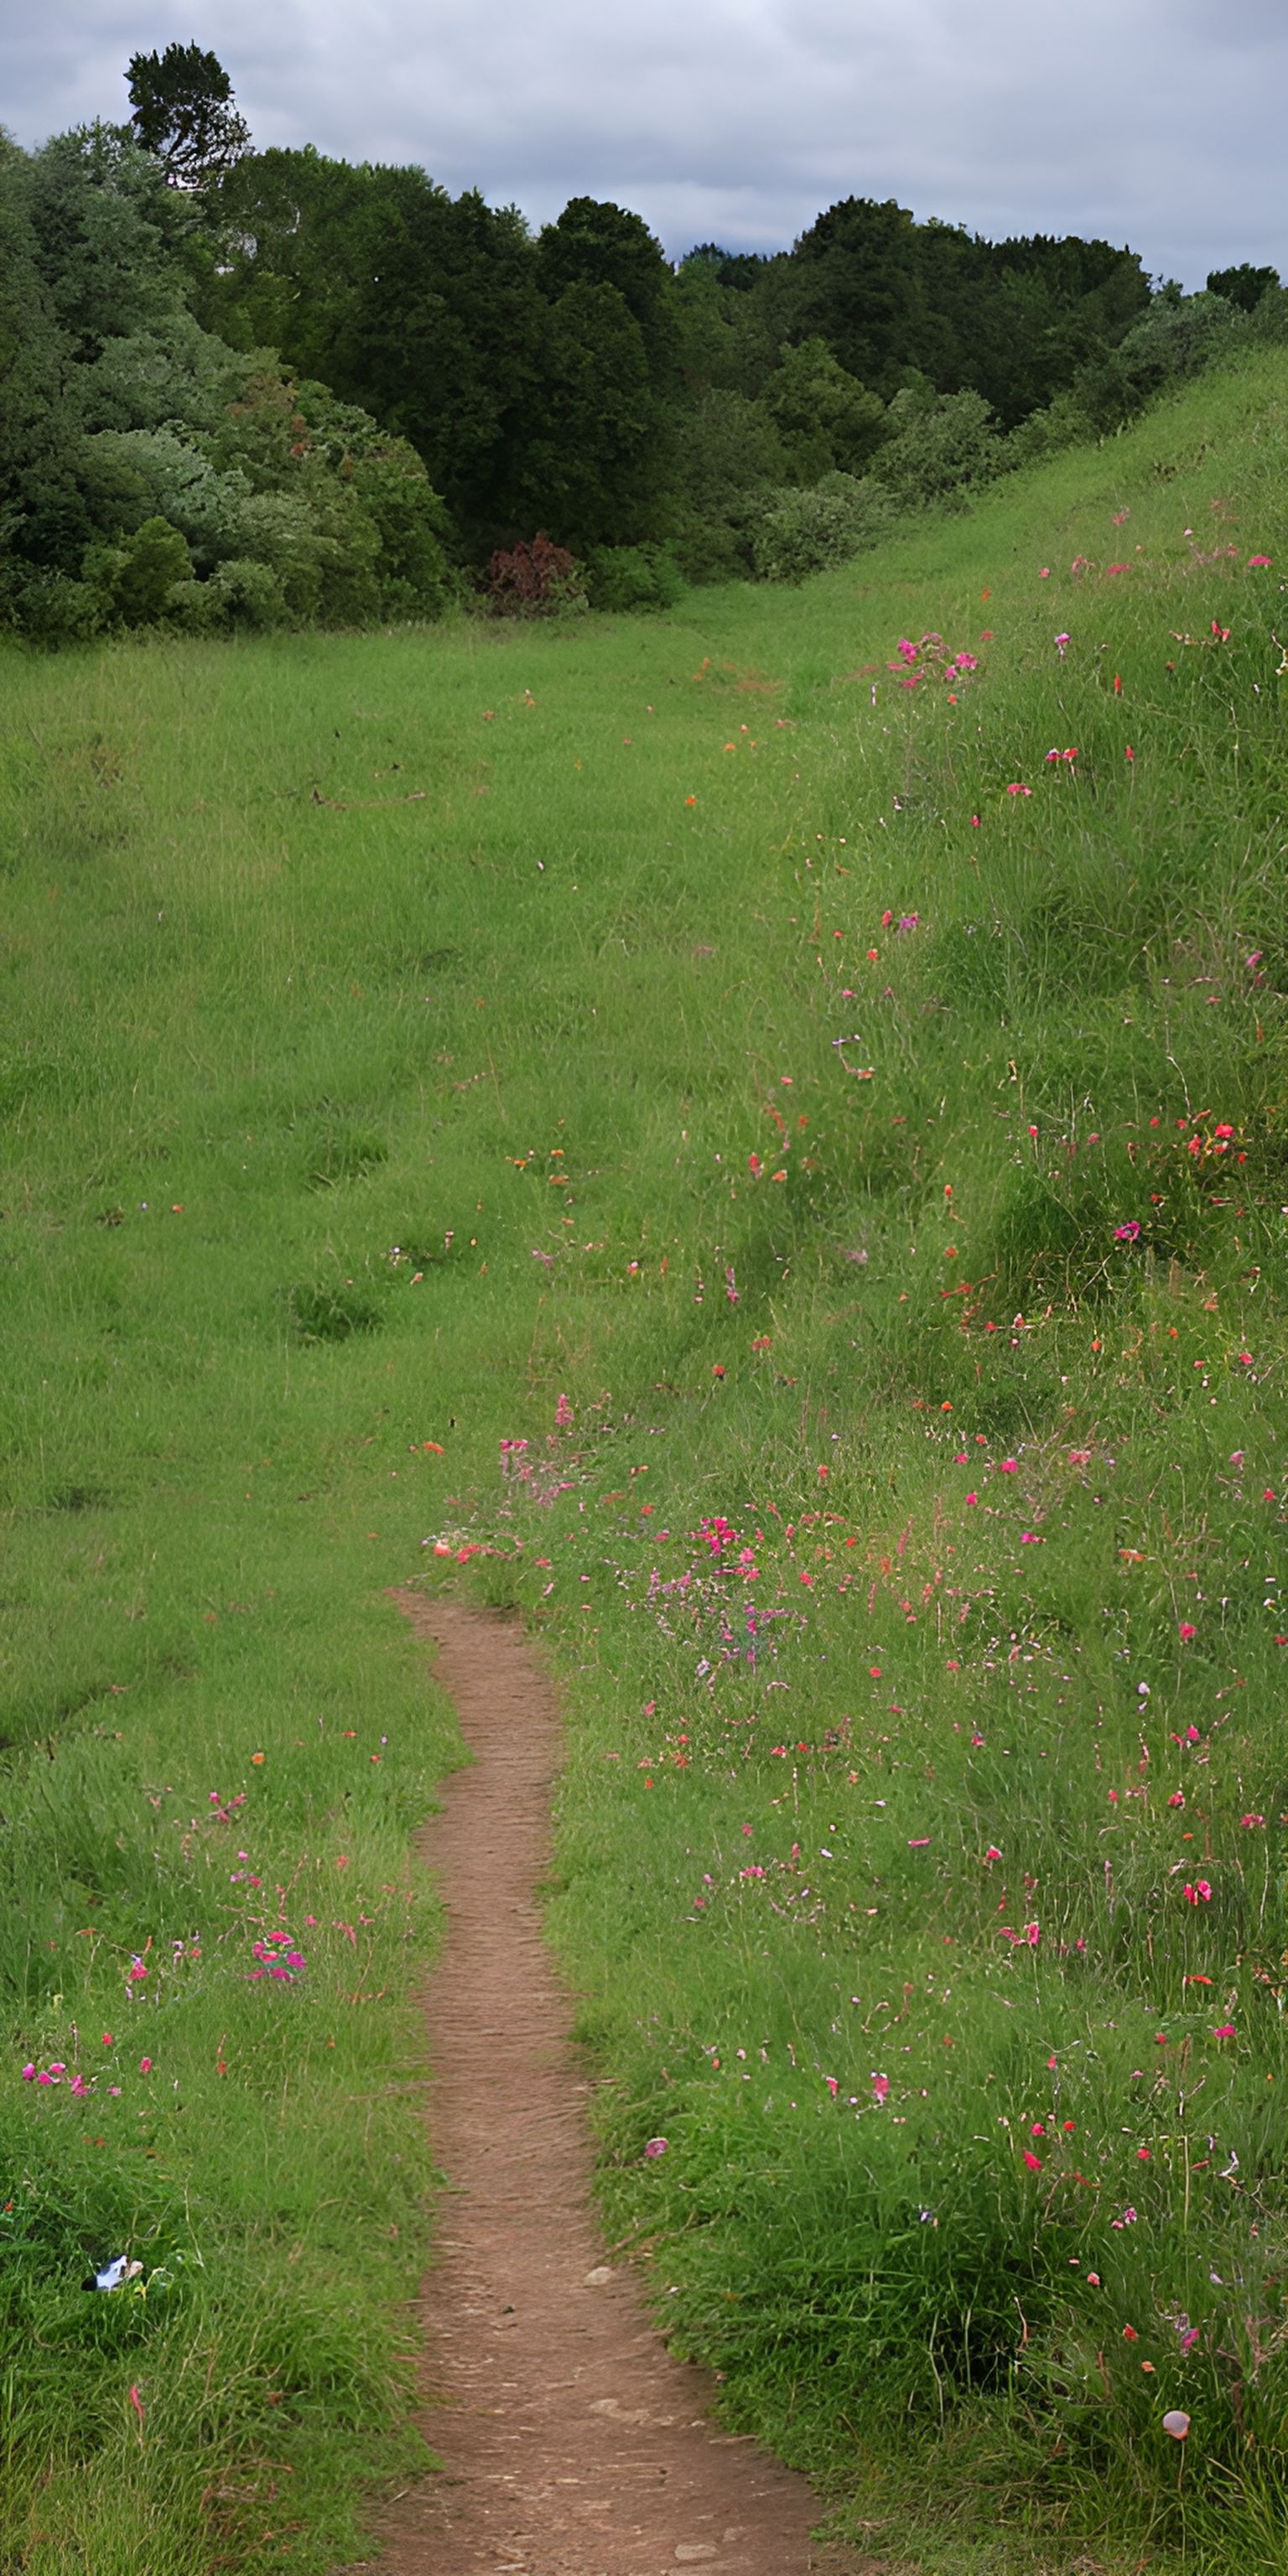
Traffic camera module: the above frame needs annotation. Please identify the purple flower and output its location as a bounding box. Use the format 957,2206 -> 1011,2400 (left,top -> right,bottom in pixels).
644,2136 -> 669,2158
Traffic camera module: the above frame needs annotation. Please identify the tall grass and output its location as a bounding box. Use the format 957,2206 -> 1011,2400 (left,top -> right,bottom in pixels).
1,343 -> 1285,2570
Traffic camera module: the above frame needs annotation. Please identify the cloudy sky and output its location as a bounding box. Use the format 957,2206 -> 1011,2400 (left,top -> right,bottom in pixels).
5,1 -> 1284,283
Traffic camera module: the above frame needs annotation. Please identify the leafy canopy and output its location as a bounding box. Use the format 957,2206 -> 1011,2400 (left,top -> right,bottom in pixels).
127,42 -> 250,189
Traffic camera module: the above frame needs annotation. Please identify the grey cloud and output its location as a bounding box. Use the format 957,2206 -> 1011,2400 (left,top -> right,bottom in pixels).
3,0 -> 1283,283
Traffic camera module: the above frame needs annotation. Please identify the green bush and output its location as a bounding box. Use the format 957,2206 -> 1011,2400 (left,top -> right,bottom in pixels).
584,542 -> 685,611
751,470 -> 891,581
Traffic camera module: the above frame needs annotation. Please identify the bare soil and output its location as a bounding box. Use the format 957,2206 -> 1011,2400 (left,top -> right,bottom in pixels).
367,1595 -> 868,2576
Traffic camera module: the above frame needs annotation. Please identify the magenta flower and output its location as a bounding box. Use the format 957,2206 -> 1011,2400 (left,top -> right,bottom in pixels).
1249,555 -> 1271,568
999,1458 -> 1019,1473
139,2058 -> 152,2074
644,2136 -> 668,2158
1183,1881 -> 1213,1904
1240,1814 -> 1265,1828
1022,2150 -> 1042,2171
871,2072 -> 890,2104
1213,2023 -> 1236,2038
1114,1221 -> 1141,1241
1178,1623 -> 1197,1641
1005,783 -> 1032,797
21,2063 -> 34,2082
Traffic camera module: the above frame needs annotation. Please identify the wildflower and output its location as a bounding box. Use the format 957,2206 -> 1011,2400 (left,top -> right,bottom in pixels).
1005,783 -> 1032,797
1000,1459 -> 1018,1473
1114,1221 -> 1141,1241
871,2073 -> 890,2104
1183,1882 -> 1212,1904
644,2137 -> 668,2158
1055,633 -> 1070,657
1031,2122 -> 1046,2136
965,1493 -> 978,1504
1087,2271 -> 1100,2286
139,2057 -> 152,2074
1213,2023 -> 1236,2038
1039,567 -> 1051,578
1023,2151 -> 1042,2171
1123,2324 -> 1139,2341
1020,1532 -> 1043,1545
1124,745 -> 1135,761
1163,2411 -> 1191,2440
985,1846 -> 1002,1862
1168,1792 -> 1185,1808
1178,1623 -> 1197,1641
1137,2147 -> 1151,2161
21,2063 -> 34,2081
1249,554 -> 1271,568
1240,1815 -> 1265,1828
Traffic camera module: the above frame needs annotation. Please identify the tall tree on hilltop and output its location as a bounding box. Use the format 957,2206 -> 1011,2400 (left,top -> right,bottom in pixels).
127,43 -> 250,188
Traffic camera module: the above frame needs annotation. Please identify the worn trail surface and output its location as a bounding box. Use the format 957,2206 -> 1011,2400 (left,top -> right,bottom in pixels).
372,1597 -> 856,2576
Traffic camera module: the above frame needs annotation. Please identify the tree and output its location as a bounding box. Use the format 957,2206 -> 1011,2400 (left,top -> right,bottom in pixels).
127,44 -> 249,189
1207,262 -> 1280,314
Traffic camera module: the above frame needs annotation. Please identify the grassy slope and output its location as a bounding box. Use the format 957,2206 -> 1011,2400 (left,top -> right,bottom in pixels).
1,345 -> 1285,2573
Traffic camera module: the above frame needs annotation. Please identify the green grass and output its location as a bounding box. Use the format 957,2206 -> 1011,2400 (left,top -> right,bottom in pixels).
2,341 -> 1286,2572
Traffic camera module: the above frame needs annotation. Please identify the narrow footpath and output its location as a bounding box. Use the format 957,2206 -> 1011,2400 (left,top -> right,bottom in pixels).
368,1596 -> 865,2576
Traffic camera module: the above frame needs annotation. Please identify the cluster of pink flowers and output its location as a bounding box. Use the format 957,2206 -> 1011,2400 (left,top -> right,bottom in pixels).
248,1933 -> 307,1983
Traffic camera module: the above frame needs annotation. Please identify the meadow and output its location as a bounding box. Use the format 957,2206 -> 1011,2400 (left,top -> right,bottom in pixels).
2,340 -> 1286,2574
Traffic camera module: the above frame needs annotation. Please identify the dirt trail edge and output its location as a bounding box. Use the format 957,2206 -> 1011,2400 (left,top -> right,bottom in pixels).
371,1596 -> 865,2576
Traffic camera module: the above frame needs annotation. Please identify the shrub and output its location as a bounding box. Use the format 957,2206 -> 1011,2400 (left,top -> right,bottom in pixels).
750,472 -> 891,583
871,382 -> 1003,509
81,513 -> 191,625
584,543 -> 684,612
485,532 -> 585,616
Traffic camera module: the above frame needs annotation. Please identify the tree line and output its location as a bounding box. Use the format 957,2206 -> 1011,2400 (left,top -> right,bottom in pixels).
2,43 -> 1283,637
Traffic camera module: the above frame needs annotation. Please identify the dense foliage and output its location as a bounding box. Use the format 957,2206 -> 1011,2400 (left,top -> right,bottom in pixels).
2,57 -> 1285,639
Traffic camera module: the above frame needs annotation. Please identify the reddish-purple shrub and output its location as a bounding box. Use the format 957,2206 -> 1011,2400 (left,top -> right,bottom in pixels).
486,532 -> 584,616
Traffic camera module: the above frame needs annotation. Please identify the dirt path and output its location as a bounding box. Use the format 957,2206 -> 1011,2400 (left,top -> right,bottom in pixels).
371,1596 -> 860,2576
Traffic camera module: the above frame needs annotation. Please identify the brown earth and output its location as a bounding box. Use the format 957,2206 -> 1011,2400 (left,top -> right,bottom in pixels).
361,1595 -> 871,2576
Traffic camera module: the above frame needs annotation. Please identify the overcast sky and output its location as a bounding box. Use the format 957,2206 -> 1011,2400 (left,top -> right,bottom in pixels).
5,1 -> 1285,284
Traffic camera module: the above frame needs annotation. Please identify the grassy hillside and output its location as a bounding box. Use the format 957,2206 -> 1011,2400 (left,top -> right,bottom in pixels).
2,343 -> 1285,2573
